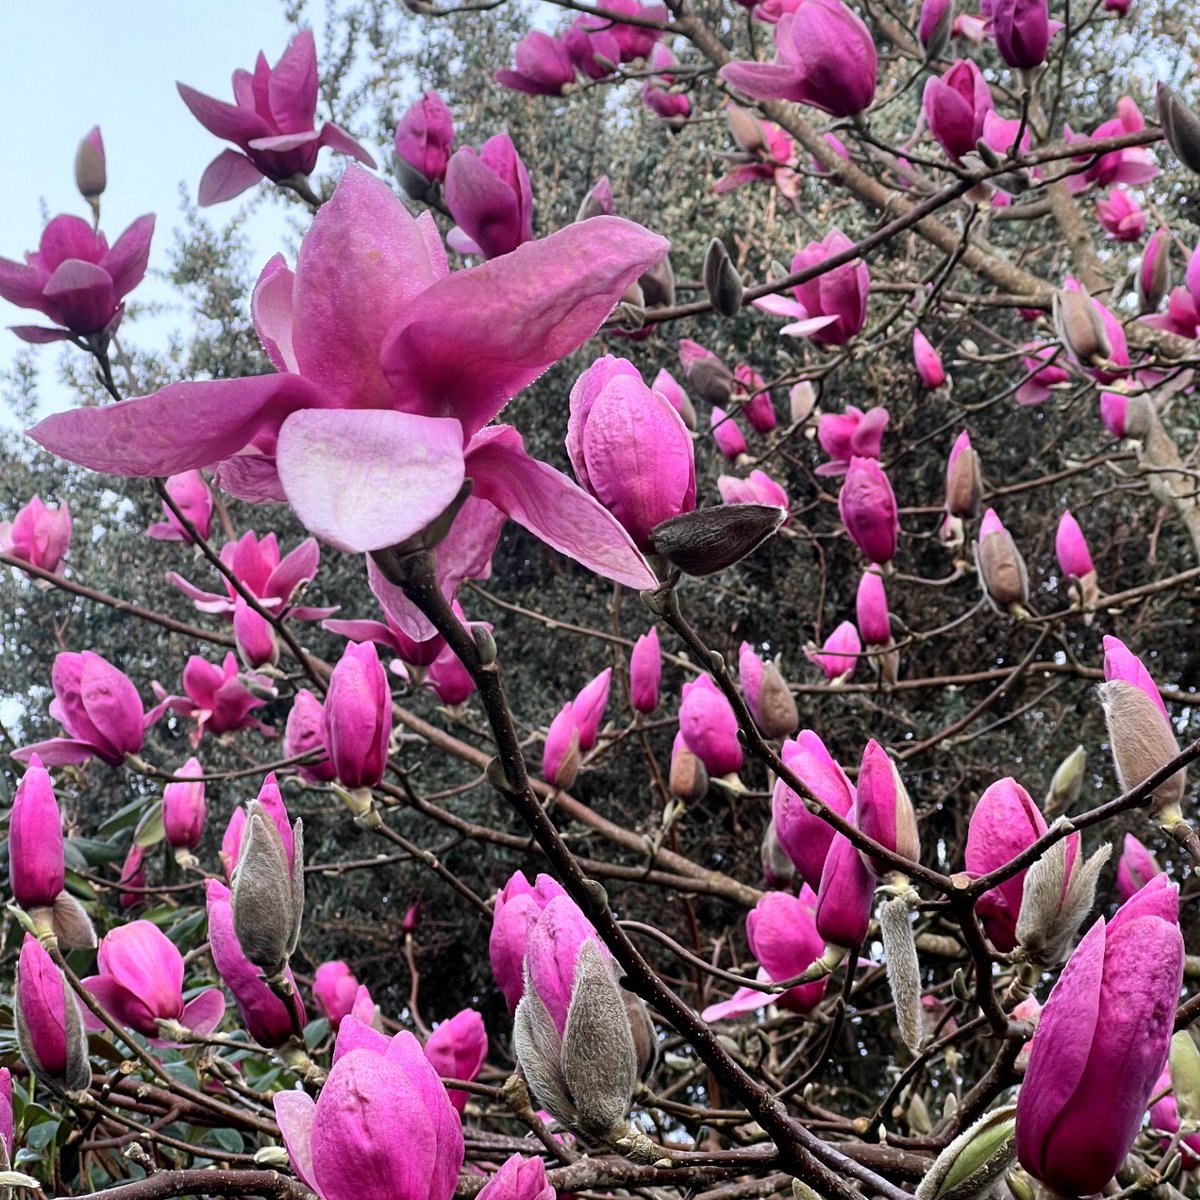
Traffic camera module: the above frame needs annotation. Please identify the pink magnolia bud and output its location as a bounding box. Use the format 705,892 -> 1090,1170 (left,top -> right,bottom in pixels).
74,125 -> 106,199
233,597 -> 279,668
991,0 -> 1058,68
651,367 -> 696,429
476,1154 -> 554,1200
669,730 -> 710,800
945,430 -> 982,519
83,920 -> 225,1040
118,844 -> 146,911
738,643 -> 798,739
574,669 -> 612,752
1102,635 -> 1169,721
710,406 -> 748,460
918,0 -> 955,56
489,871 -> 568,1013
543,703 -> 582,789
15,934 -> 91,1092
816,405 -> 888,476
855,570 -> 890,647
284,688 -> 336,784
629,627 -> 661,714
425,1008 -> 488,1112
162,756 -> 206,851
1017,877 -> 1184,1197
718,469 -> 790,515
9,754 -> 65,909
403,901 -> 422,935
679,674 -> 743,776
394,91 -> 455,197
427,643 -> 476,707
567,356 -> 696,552
1096,187 -> 1146,241
678,338 -> 734,406
923,59 -> 992,161
964,777 -> 1048,952
324,641 -> 392,790
760,819 -> 796,889
720,1 -> 878,117
1139,229 -> 1173,313
0,495 -> 72,574
815,828 -> 875,951
912,329 -> 947,388
206,879 -> 305,1047
523,895 -> 603,1035
1054,510 -> 1095,581
314,961 -> 361,1029
772,732 -> 856,890
1016,343 -> 1070,406
733,364 -> 777,433
444,134 -> 533,260
856,740 -> 920,874
274,1023 -> 464,1200
1116,833 -> 1163,903
805,620 -> 861,682
220,807 -> 247,882
977,508 -> 1029,610
839,458 -> 899,565
146,471 -> 213,542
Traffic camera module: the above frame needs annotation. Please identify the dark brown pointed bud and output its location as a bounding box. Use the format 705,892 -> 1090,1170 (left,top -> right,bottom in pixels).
976,509 -> 1029,612
1053,289 -> 1111,366
393,157 -> 433,201
945,433 -> 983,520
703,238 -> 744,317
1157,83 -> 1200,176
650,504 -> 786,577
639,255 -> 675,310
727,104 -> 767,154
1137,229 -> 1172,314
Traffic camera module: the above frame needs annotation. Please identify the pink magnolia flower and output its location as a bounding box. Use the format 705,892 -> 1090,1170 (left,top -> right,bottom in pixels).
629,627 -> 662,714
0,495 -> 72,573
806,621 -> 861,682
1054,510 -> 1095,580
162,652 -> 274,745
710,407 -> 749,459
839,457 -> 899,565
1064,97 -> 1157,195
753,228 -> 870,345
489,871 -> 569,1013
283,688 -> 336,784
495,32 -> 576,96
177,30 -> 376,206
701,891 -> 828,1020
952,13 -> 988,41
815,826 -> 875,952
1141,285 -> 1200,337
680,673 -> 743,776
444,134 -> 534,260
394,91 -> 455,188
9,754 -> 65,909
721,2 -> 878,117
563,18 -> 622,80
1016,877 -> 1184,1196
207,878 -> 305,1046
912,329 -> 946,388
543,668 -> 613,784
275,1018 -> 464,1200
1116,833 -> 1162,903
816,405 -> 889,476
642,45 -> 691,119
567,356 -> 696,553
1096,187 -> 1146,241
918,0 -> 954,53
0,212 -> 154,343
733,364 -> 777,433
923,59 -> 993,161
651,367 -> 694,426
146,471 -> 213,543
425,642 -> 477,707
424,1008 -> 488,1112
714,113 -> 800,199
980,109 -> 1032,159
324,641 -> 392,791
772,732 -> 856,890
162,756 -> 207,851
1015,343 -> 1071,406
314,961 -> 361,1029
991,0 -> 1061,69
1100,392 -> 1131,437
14,650 -> 166,767
82,920 -> 225,1040
30,169 -> 664,604
718,469 -> 789,515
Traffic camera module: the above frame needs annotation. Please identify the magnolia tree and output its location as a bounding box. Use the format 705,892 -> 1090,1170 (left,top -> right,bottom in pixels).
3,3 -> 1200,1200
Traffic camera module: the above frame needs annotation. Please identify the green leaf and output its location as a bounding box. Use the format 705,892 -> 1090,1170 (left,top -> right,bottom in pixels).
134,801 -> 166,849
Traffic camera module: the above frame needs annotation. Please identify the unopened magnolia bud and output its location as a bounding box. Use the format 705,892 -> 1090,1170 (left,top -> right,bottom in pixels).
74,126 -> 106,201
687,359 -> 734,406
1137,229 -> 1172,314
473,624 -> 497,666
1043,745 -> 1086,817
1098,680 -> 1184,812
790,381 -> 817,424
1053,289 -> 1111,366
1170,1030 -> 1200,1128
908,1093 -> 933,1135
1004,1168 -> 1035,1200
793,1181 -> 824,1200
640,256 -> 676,311
394,158 -> 433,201
402,901 -> 421,935
880,896 -> 923,1052
977,511 -> 1029,612
669,733 -> 710,801
727,104 -> 767,154
1015,838 -> 1110,966
231,800 -> 305,977
1157,83 -> 1200,176
761,818 -> 797,887
650,504 -> 785,576
946,437 -> 982,520
918,0 -> 955,60
703,238 -> 744,317
914,1104 -> 1017,1200
253,1147 -> 293,1168
756,662 -> 799,740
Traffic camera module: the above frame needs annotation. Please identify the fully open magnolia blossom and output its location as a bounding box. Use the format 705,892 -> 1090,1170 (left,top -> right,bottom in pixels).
30,168 -> 665,626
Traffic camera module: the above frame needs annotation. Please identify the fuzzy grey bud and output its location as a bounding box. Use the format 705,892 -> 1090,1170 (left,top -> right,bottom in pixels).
703,238 -> 744,317
1015,837 -> 1110,966
1157,84 -> 1200,176
880,896 -> 924,1053
1098,680 -> 1185,812
1053,289 -> 1111,366
231,801 -> 304,977
639,255 -> 675,311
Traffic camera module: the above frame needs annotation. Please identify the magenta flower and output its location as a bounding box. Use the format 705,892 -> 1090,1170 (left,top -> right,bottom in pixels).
721,2 -> 878,117
1054,510 -> 1095,582
146,471 -> 213,543
0,212 -> 154,343
15,934 -> 90,1092
733,364 -> 777,433
162,756 -> 207,852
603,0 -> 669,60
642,45 -> 691,120
855,739 -> 919,873
839,457 -> 899,565
964,777 -> 1048,951
567,356 -> 696,553
9,754 -> 65,909
426,642 -> 477,707
495,32 -> 576,96
1063,97 -> 1157,195
283,688 -> 336,784
14,650 -> 165,767
918,0 -> 954,52
444,134 -> 534,259
711,407 -> 749,460
522,894 -> 608,1037
912,329 -> 946,389
313,961 -> 361,1029
177,30 -> 376,206
714,112 -> 800,199
1096,187 -> 1146,241
563,19 -> 622,80
806,621 -> 861,682
815,827 -> 875,952
83,920 -> 225,1040
630,627 -> 662,714
753,229 -> 870,345
162,652 -> 273,745
476,1154 -> 554,1200
1142,285 -> 1200,337
425,1008 -> 487,1112
991,0 -> 1060,68
1016,877 -> 1184,1196
856,569 -> 890,647
394,92 -> 455,190
324,641 -> 392,791
489,871 -> 569,1013
718,469 -> 789,515
815,405 -> 889,476
772,731 -> 856,890
117,844 -> 146,911
701,891 -> 828,1021
31,170 -> 663,597
679,673 -> 743,776
543,665 -> 613,784
206,878 -> 305,1046
0,495 -> 72,574
1116,833 -> 1162,903
923,59 -> 993,161
275,1021 -> 464,1200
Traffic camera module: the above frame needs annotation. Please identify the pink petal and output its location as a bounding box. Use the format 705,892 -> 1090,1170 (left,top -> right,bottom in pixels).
780,315 -> 840,338
266,537 -> 320,605
197,150 -> 267,207
267,30 -> 319,135
180,988 -> 227,1036
247,131 -> 322,153
252,255 -> 298,373
11,326 -> 70,343
275,408 -> 467,553
751,294 -> 807,319
11,738 -> 99,766
701,985 -> 769,1022
719,61 -> 806,102
103,215 -> 156,298
273,1090 -> 319,1192
319,123 -> 378,168
176,83 -> 270,144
